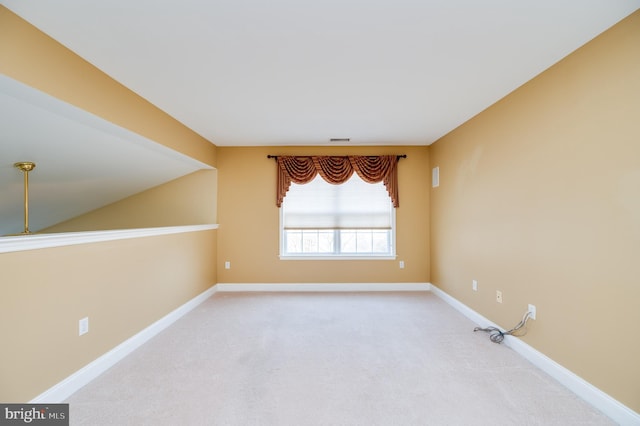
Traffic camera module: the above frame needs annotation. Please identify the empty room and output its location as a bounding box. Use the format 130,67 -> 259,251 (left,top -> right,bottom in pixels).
1,1 -> 639,425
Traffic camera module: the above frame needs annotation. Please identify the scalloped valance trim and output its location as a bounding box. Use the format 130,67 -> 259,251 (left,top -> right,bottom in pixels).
275,155 -> 399,208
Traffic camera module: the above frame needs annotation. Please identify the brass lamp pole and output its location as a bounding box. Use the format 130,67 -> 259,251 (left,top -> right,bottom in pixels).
14,161 -> 36,235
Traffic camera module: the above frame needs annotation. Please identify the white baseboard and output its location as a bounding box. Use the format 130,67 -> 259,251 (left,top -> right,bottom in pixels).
30,283 -> 424,403
30,285 -> 218,404
429,284 -> 640,426
215,282 -> 431,292
32,281 -> 637,425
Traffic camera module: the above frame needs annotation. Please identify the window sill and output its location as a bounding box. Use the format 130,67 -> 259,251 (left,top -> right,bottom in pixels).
0,224 -> 218,254
279,254 -> 396,261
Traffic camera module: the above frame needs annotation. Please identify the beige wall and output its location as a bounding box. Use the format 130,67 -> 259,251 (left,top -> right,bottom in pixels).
217,146 -> 429,284
0,231 -> 216,402
429,11 -> 640,411
0,6 -> 219,402
43,169 -> 218,232
3,1 -> 638,413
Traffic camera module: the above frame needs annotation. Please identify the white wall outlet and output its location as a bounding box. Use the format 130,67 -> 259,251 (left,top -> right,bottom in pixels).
472,279 -> 478,291
496,290 -> 503,303
528,304 -> 537,320
79,317 -> 89,336
225,261 -> 231,269
399,260 -> 405,269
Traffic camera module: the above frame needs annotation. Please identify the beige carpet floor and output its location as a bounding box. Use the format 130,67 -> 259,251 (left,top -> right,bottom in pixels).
66,292 -> 613,425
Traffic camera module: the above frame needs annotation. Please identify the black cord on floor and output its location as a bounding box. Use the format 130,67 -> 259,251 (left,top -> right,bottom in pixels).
474,311 -> 532,343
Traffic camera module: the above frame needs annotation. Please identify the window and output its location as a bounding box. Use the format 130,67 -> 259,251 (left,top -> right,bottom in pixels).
280,174 -> 395,258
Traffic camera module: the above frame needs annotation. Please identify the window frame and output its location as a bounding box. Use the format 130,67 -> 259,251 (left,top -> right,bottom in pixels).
278,192 -> 397,261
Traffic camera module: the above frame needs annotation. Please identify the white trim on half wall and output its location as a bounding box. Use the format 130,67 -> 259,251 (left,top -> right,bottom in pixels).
0,224 -> 218,254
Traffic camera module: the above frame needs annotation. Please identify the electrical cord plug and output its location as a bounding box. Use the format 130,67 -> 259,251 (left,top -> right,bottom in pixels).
474,311 -> 532,344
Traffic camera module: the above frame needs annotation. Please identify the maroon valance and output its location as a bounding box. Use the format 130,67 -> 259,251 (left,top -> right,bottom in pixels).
275,155 -> 400,208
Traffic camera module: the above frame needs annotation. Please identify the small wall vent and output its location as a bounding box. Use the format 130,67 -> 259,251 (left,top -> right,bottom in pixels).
432,166 -> 440,188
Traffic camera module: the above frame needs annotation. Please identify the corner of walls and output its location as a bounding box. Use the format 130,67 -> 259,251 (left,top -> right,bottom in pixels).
428,11 -> 640,412
216,146 -> 430,284
29,285 -> 218,404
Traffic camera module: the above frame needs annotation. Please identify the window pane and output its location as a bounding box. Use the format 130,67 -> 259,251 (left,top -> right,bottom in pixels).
302,230 -> 318,253
285,229 -> 391,256
356,231 -> 373,253
340,230 -> 356,253
318,230 -> 334,253
286,230 -> 302,253
372,231 -> 389,253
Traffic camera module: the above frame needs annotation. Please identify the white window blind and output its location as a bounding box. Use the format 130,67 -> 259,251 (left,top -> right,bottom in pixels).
282,174 -> 393,230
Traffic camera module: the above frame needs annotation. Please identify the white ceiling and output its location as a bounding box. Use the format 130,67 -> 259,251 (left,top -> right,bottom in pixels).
0,1 -> 638,234
3,0 -> 639,147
